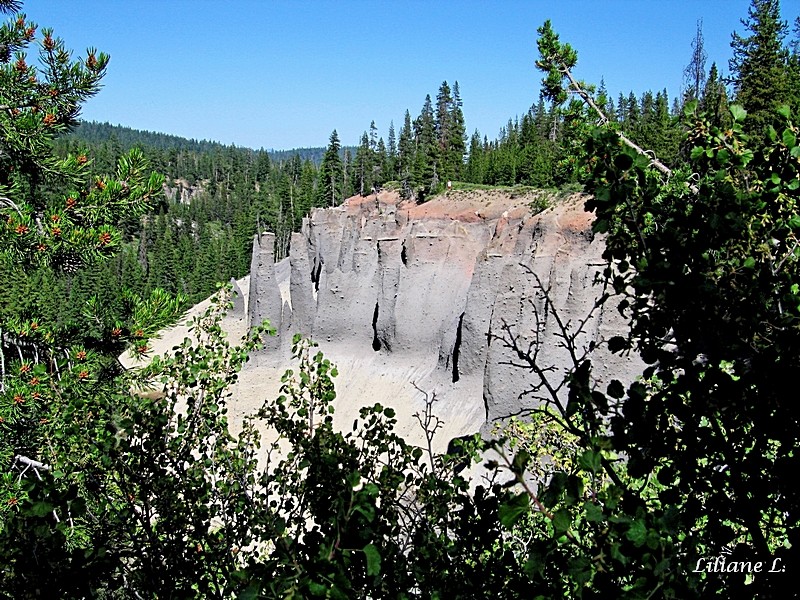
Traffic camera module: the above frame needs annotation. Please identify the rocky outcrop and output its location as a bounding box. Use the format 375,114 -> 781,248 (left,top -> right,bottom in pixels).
163,178 -> 207,205
237,190 -> 639,448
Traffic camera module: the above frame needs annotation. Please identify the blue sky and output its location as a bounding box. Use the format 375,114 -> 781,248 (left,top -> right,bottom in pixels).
17,1 -> 800,150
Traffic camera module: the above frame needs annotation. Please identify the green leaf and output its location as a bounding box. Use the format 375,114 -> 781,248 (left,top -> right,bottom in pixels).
499,492 -> 530,528
767,126 -> 778,142
363,543 -> 381,576
567,556 -> 593,585
512,449 -> 531,473
584,501 -> 604,522
353,504 -> 376,523
308,582 -> 328,596
237,583 -> 261,600
777,104 -> 791,119
730,104 -> 747,122
783,129 -> 797,148
578,449 -> 603,473
552,507 -> 572,533
626,520 -> 647,546
743,256 -> 756,269
523,551 -> 546,577
690,146 -> 705,160
30,502 -> 53,517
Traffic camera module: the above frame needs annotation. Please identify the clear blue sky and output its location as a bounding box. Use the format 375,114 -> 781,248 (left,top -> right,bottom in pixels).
17,1 -> 800,150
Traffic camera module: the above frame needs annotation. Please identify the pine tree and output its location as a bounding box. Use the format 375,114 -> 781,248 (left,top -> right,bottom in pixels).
435,81 -> 453,167
624,91 -> 640,132
414,94 -> 439,197
254,149 -> 271,183
318,130 -> 343,207
297,159 -> 317,219
368,120 -> 378,153
386,120 -> 397,177
700,62 -> 731,128
341,148 -> 354,200
464,130 -> 485,183
616,92 -> 628,124
789,17 -> 800,114
375,137 -> 387,188
730,0 -> 791,140
448,81 -> 467,180
397,111 -> 415,197
353,131 -> 373,196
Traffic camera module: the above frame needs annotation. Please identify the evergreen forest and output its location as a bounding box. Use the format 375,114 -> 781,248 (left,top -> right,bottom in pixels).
2,0 -> 800,597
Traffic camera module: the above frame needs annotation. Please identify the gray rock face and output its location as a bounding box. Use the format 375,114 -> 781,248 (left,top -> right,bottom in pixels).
242,190 -> 639,444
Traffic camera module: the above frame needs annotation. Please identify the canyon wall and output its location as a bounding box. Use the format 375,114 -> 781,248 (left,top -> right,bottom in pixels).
234,190 -> 639,449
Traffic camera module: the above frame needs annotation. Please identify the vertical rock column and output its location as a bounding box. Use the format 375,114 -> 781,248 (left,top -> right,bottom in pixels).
248,233 -> 283,353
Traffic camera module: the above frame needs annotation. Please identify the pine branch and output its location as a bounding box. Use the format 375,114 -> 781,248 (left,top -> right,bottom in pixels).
536,20 -> 699,195
558,62 -> 700,194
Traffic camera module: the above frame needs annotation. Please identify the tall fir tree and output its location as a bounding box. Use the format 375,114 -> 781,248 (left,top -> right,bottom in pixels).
386,120 -> 397,177
397,110 -> 416,197
448,81 -> 467,180
318,130 -> 343,207
375,137 -> 387,188
730,0 -> 791,140
353,131 -> 373,196
700,62 -> 731,129
414,94 -> 439,197
435,81 -> 453,172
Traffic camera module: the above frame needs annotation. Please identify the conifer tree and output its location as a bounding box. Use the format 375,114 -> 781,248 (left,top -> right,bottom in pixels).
414,95 -> 439,197
789,17 -> 800,114
353,130 -> 373,196
397,110 -> 415,197
700,62 -> 731,129
464,130 -> 485,183
317,130 -> 343,207
387,120 -> 397,177
341,147 -> 353,200
730,0 -> 791,140
435,81 -> 453,163
375,137 -> 387,187
448,81 -> 467,180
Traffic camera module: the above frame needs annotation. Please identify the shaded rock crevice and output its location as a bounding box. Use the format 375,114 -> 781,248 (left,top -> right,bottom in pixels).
452,312 -> 464,383
371,302 -> 381,352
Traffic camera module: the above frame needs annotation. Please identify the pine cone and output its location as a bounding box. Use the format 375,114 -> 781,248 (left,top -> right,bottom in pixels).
56,251 -> 83,274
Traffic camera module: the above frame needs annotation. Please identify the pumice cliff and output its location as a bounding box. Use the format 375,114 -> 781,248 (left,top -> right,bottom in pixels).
237,189 -> 638,450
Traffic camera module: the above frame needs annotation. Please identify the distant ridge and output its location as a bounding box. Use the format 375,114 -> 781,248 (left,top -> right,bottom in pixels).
63,121 -> 352,166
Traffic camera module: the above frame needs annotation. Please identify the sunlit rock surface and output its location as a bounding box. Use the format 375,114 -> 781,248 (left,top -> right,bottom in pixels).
235,189 -> 639,450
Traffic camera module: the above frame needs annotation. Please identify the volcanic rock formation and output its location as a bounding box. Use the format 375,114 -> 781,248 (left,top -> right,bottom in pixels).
233,189 -> 638,450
